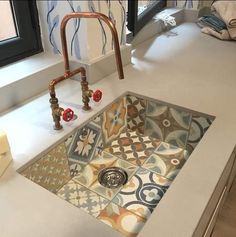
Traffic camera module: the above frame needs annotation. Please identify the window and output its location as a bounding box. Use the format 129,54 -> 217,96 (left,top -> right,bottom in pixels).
127,0 -> 167,36
0,0 -> 42,67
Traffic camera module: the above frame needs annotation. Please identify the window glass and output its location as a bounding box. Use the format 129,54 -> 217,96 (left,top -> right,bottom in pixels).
0,0 -> 42,67
127,0 -> 167,36
138,0 -> 156,16
0,1 -> 17,42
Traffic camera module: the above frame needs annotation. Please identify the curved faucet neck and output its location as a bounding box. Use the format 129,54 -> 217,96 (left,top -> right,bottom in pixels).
60,12 -> 124,79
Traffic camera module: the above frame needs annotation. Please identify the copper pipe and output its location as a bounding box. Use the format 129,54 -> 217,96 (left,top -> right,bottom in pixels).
60,12 -> 124,79
49,66 -> 86,94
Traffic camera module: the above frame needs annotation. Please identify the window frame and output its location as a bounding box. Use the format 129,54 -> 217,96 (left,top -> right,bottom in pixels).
127,0 -> 167,36
0,0 -> 42,67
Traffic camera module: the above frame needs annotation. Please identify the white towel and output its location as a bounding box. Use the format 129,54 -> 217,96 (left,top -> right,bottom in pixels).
211,0 -> 236,39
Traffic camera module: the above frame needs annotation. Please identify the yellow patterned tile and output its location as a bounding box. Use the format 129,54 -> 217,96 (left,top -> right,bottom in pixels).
21,143 -> 71,193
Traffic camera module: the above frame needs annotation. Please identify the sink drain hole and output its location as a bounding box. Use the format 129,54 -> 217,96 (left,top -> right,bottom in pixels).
98,167 -> 128,189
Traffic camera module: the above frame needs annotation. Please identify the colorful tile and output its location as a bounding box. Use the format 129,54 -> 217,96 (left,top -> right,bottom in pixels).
106,130 -> 160,166
97,203 -> 146,237
144,101 -> 192,148
126,95 -> 147,134
57,180 -> 109,217
91,114 -> 102,127
72,151 -> 117,188
101,97 -> 127,147
67,122 -> 101,164
112,159 -> 138,179
21,143 -> 71,193
143,142 -> 189,180
113,168 -> 171,219
187,116 -> 213,153
89,158 -> 137,200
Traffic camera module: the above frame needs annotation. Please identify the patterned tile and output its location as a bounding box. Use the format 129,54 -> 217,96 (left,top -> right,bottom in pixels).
101,97 -> 127,147
187,116 -> 213,154
57,180 -> 109,217
144,101 -> 192,148
91,114 -> 102,127
112,159 -> 138,178
66,121 -> 103,176
106,130 -> 160,166
113,168 -> 171,219
72,151 -> 117,188
143,142 -> 189,180
67,122 -> 101,163
126,95 -> 147,134
21,143 -> 71,193
97,203 -> 146,237
89,158 -> 137,200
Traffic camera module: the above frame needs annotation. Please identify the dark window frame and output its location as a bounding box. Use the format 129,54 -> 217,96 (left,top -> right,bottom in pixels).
127,0 -> 167,36
0,0 -> 43,67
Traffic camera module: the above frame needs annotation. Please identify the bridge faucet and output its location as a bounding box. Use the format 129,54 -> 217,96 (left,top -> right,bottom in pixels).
48,12 -> 124,130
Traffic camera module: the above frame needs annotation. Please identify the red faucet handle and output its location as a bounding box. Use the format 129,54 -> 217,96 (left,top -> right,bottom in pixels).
93,89 -> 102,102
62,108 -> 74,122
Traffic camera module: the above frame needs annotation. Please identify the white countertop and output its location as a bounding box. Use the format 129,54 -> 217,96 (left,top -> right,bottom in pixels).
1,23 -> 236,237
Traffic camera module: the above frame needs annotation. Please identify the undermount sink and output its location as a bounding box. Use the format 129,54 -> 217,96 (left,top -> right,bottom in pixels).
19,92 -> 214,237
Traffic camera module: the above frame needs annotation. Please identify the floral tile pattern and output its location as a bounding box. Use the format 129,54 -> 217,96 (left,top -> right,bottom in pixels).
143,142 -> 189,180
101,97 -> 127,147
72,151 -> 117,188
106,130 -> 160,166
57,180 -> 109,217
113,168 -> 171,219
97,203 -> 146,237
66,122 -> 102,176
21,143 -> 71,193
144,101 -> 192,148
186,116 -> 213,154
126,95 -> 147,134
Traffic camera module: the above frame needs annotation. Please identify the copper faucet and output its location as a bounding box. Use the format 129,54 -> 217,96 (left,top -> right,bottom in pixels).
48,12 -> 124,130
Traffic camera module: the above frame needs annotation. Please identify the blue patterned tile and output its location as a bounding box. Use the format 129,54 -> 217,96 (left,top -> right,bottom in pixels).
66,120 -> 104,177
113,168 -> 171,219
187,115 -> 213,153
57,180 -> 109,217
143,142 -> 189,180
144,101 -> 192,148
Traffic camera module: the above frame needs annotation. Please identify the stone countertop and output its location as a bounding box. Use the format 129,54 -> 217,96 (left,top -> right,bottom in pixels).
0,23 -> 236,237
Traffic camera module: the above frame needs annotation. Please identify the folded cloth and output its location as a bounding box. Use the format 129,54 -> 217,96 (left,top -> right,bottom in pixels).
211,0 -> 236,26
199,15 -> 227,32
211,0 -> 236,39
201,26 -> 230,40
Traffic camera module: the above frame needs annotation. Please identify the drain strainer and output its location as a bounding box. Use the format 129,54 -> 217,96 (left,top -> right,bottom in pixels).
98,167 -> 128,189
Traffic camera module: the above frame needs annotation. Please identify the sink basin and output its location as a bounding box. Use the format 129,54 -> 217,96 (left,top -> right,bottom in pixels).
19,92 -> 214,237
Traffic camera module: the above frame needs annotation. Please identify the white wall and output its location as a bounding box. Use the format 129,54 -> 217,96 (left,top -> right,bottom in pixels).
37,0 -> 126,62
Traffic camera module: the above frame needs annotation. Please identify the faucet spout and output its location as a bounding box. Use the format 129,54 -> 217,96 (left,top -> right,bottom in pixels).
60,12 -> 124,79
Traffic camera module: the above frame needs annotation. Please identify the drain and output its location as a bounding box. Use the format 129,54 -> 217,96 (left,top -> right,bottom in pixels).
98,167 -> 128,189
